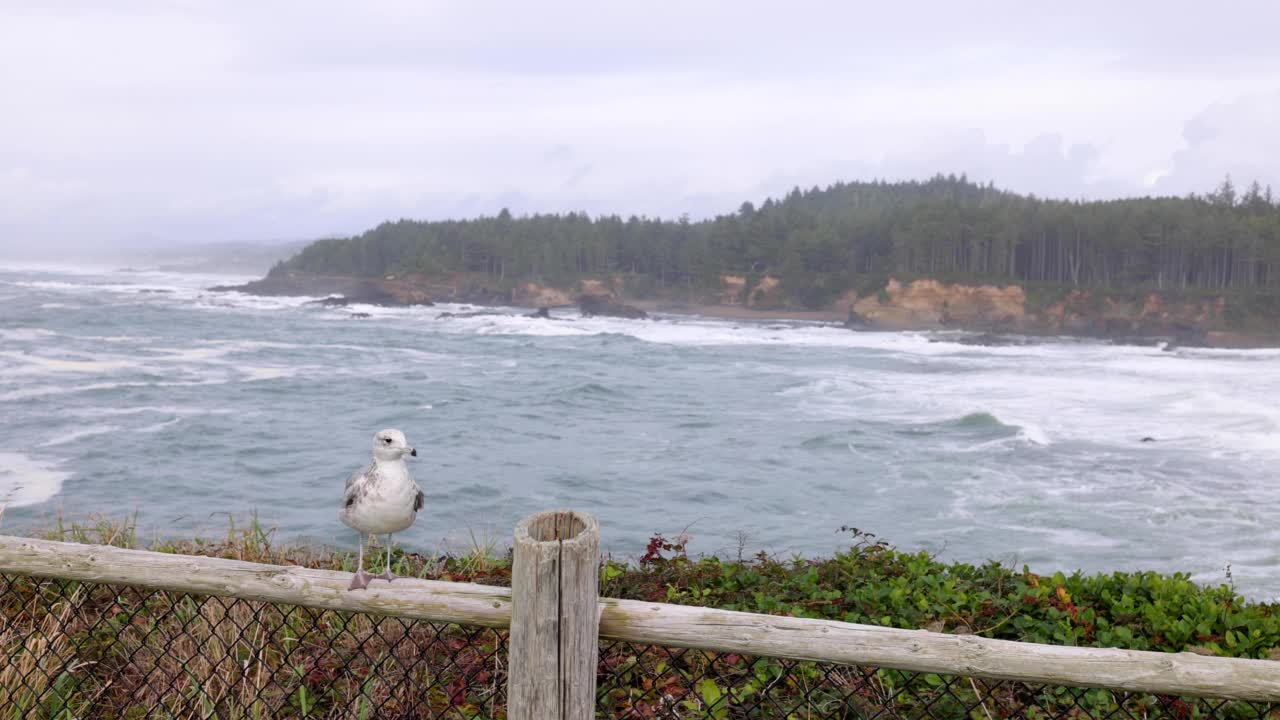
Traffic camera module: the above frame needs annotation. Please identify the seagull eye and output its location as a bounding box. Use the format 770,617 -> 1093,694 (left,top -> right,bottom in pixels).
383,438 -> 392,444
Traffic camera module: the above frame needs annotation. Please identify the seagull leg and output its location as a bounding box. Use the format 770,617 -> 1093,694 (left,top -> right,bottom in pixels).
349,532 -> 372,591
377,534 -> 398,582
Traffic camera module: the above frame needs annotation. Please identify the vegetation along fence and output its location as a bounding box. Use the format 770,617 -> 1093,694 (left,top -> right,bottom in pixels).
1,510 -> 1278,719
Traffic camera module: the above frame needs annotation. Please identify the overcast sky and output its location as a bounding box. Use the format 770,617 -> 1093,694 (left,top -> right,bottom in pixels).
3,1 -> 1279,251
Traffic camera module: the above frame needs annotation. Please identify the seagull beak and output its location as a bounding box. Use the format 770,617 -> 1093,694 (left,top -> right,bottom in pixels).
409,447 -> 417,457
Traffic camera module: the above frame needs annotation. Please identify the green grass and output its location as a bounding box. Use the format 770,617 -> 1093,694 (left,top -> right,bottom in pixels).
607,528 -> 1280,660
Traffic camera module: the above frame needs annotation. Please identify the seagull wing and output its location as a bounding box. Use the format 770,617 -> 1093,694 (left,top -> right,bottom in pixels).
343,464 -> 374,509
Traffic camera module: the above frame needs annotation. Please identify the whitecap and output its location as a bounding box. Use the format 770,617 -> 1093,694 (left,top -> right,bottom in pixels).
0,351 -> 142,375
0,376 -> 231,402
145,346 -> 239,362
12,280 -> 91,291
240,366 -> 295,381
0,328 -> 58,341
66,405 -> 233,418
190,292 -> 324,313
136,418 -> 182,434
1015,424 -> 1051,446
38,425 -> 120,447
76,335 -> 158,343
0,380 -> 153,402
999,523 -> 1123,549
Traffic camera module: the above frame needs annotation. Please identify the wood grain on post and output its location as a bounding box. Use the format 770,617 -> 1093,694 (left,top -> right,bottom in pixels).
507,510 -> 600,720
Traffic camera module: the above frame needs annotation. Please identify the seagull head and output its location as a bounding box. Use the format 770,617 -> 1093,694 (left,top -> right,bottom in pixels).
372,428 -> 416,461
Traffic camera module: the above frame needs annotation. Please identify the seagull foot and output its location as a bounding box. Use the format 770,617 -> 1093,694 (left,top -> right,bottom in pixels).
348,569 -> 373,591
376,570 -> 398,582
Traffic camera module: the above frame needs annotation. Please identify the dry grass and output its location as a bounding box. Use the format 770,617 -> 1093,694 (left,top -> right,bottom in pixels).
0,515 -> 510,719
0,583 -> 88,718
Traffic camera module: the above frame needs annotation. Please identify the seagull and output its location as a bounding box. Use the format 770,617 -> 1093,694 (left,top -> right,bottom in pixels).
339,428 -> 424,590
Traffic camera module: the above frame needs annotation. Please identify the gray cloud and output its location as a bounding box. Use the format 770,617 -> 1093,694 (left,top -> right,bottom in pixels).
1,1 -> 1278,253
1154,92 -> 1280,196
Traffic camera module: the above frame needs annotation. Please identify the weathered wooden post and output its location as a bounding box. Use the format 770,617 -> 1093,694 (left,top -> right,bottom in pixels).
508,510 -> 600,720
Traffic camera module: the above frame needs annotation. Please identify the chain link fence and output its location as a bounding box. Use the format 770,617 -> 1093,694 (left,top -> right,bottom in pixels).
1,574 -> 1276,719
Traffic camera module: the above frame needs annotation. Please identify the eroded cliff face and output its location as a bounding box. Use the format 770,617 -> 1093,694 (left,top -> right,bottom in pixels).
716,275 -> 788,308
511,282 -> 575,307
719,275 -> 746,305
848,280 -> 1026,330
1038,291 -> 1226,337
840,278 -> 1228,340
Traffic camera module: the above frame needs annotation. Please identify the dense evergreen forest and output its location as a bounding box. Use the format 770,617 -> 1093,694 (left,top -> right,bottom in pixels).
273,175 -> 1280,307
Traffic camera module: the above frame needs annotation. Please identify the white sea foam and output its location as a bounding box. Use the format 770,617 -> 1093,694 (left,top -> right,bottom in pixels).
431,310 -> 589,338
999,523 -> 1124,548
191,292 -> 323,313
66,405 -> 233,418
0,351 -> 142,375
0,340 -> 306,390
76,335 -> 160,344
0,377 -> 231,402
777,332 -> 1280,459
0,452 -> 70,509
146,346 -> 241,362
0,328 -> 58,341
0,381 -> 153,402
13,280 -> 92,291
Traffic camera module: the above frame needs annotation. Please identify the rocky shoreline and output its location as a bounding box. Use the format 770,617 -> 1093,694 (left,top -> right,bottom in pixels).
209,272 -> 1280,348
210,273 -> 650,320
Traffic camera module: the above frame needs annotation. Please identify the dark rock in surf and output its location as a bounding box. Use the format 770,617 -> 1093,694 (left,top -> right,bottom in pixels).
211,273 -> 433,307
527,306 -> 552,319
437,309 -> 505,319
843,308 -> 871,331
952,333 -> 1035,347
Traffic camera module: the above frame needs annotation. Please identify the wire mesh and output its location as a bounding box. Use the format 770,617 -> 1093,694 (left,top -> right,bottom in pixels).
597,640 -> 1280,719
1,574 -> 1275,719
0,574 -> 506,719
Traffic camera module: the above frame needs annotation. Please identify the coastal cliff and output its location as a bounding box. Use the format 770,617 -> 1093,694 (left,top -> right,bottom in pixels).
211,270 -> 1276,346
841,278 -> 1242,344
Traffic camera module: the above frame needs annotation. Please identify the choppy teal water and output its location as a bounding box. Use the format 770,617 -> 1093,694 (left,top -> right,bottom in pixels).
3,264 -> 1279,598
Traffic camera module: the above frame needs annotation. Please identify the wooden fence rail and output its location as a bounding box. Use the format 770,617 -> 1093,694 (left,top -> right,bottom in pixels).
0,525 -> 1277,704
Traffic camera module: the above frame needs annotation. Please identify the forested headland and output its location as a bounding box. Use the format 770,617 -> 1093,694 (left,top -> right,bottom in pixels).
249,175 -> 1280,340
273,175 -> 1279,295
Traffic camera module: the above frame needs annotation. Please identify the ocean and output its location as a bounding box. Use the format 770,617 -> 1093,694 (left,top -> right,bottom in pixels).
2,264 -> 1279,598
